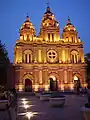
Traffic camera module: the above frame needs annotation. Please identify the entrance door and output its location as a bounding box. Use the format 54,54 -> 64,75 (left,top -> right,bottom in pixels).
74,79 -> 81,89
74,76 -> 81,93
50,77 -> 58,91
25,79 -> 32,92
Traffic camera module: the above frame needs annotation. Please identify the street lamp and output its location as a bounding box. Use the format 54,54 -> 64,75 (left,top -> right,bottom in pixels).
24,105 -> 29,109
22,101 -> 28,105
26,112 -> 34,120
22,98 -> 27,101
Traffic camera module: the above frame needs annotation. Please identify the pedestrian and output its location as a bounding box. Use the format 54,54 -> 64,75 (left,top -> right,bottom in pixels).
6,88 -> 18,120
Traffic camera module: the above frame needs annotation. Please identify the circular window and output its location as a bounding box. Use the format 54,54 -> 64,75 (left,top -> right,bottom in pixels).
47,50 -> 58,63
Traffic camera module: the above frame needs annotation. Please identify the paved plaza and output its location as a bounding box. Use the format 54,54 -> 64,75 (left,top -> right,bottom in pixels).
0,93 -> 87,120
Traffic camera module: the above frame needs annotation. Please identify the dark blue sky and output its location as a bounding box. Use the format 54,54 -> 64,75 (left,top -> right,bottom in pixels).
0,0 -> 90,62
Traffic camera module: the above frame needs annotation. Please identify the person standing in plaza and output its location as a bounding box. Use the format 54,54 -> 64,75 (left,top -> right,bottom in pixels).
7,88 -> 18,120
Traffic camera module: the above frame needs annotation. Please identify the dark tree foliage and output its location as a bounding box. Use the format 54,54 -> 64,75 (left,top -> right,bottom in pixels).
85,53 -> 90,89
0,40 -> 10,87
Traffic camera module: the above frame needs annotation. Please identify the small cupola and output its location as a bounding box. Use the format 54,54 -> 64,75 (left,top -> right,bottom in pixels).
62,17 -> 80,43
19,15 -> 36,41
63,17 -> 76,32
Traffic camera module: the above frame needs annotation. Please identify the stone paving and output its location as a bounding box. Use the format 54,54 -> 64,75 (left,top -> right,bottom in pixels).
0,94 -> 87,120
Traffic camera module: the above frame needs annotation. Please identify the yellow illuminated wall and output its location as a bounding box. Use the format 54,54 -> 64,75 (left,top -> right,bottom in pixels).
14,6 -> 87,91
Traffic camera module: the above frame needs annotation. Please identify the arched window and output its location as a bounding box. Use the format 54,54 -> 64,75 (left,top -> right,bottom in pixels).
71,50 -> 79,63
23,50 -> 33,63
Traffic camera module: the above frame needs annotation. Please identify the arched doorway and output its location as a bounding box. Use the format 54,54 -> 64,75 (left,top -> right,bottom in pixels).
49,76 -> 58,91
25,79 -> 32,92
73,76 -> 81,93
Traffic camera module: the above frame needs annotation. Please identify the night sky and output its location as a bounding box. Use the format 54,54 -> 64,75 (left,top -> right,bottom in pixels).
0,0 -> 90,62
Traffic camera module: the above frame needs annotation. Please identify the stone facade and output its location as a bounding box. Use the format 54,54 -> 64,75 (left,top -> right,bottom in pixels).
14,6 -> 87,91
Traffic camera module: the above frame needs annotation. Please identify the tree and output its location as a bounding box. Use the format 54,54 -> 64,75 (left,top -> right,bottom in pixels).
0,40 -> 10,87
85,53 -> 90,89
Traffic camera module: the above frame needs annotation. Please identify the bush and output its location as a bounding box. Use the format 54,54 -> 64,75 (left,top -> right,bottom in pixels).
51,91 -> 65,98
85,103 -> 90,108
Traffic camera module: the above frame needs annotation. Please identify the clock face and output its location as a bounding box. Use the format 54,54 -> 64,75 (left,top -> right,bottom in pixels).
47,50 -> 58,63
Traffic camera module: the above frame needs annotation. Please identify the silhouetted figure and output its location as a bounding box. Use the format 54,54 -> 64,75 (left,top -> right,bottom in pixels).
7,88 -> 17,120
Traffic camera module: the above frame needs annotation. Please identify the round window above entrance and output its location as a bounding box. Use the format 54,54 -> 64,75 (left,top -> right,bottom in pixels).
47,50 -> 58,63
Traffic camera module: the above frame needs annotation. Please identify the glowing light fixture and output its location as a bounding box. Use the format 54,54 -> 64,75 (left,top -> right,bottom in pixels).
22,98 -> 27,101
26,112 -> 38,120
26,112 -> 34,120
24,105 -> 29,109
74,76 -> 78,81
22,101 -> 28,105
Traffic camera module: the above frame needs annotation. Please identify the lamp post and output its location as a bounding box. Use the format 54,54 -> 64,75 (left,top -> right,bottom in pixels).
26,112 -> 34,120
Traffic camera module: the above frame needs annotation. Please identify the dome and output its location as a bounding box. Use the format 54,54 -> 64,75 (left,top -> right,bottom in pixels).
41,6 -> 59,28
63,17 -> 76,32
44,6 -> 53,15
20,15 -> 36,35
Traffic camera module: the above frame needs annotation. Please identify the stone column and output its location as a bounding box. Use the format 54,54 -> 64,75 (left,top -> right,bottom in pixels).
54,32 -> 56,42
43,69 -> 49,91
15,69 -> 21,90
68,48 -> 71,63
74,55 -> 75,63
44,48 -> 47,63
58,47 -> 62,63
34,69 -> 39,91
45,32 -> 48,41
69,70 -> 73,83
81,48 -> 84,63
31,54 -> 32,63
64,70 -> 67,83
39,70 -> 42,84
27,54 -> 29,63
38,49 -> 42,63
34,48 -> 37,63
34,69 -> 39,84
62,48 -> 65,63
15,69 -> 20,84
44,69 -> 48,84
78,47 -> 84,63
60,69 -> 64,90
81,68 -> 87,87
16,46 -> 22,63
50,33 -> 52,42
65,48 -> 68,63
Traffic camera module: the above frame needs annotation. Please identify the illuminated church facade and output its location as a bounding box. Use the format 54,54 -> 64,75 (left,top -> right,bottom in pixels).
14,6 -> 87,91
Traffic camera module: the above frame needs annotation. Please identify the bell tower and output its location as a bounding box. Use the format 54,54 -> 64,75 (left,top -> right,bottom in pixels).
62,17 -> 80,43
39,6 -> 60,42
14,15 -> 36,64
19,15 -> 36,41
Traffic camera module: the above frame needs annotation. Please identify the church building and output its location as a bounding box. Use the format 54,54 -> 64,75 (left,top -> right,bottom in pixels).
14,6 -> 87,91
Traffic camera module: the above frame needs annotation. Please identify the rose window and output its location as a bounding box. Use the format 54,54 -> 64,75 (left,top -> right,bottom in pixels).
47,50 -> 58,63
